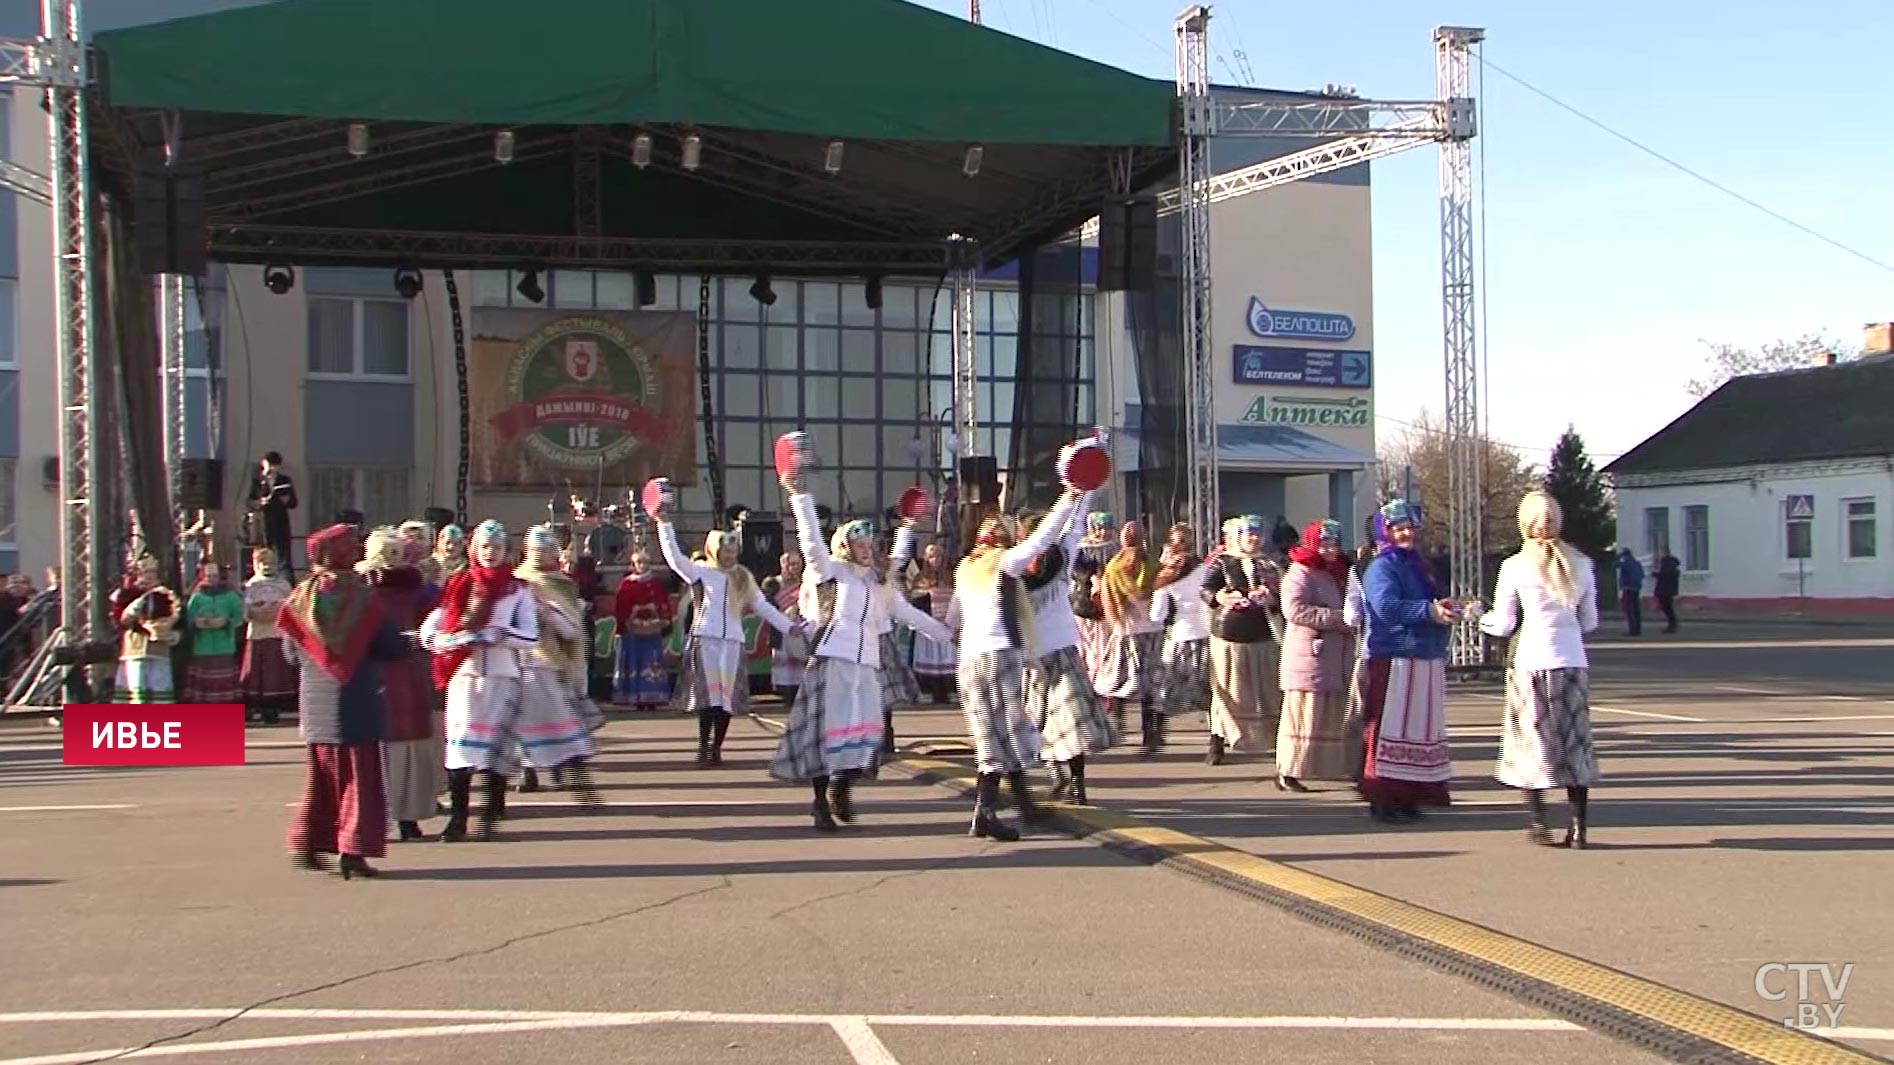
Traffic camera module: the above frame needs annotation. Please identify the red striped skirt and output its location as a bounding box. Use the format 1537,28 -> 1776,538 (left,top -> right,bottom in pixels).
184,651 -> 242,704
287,743 -> 387,859
242,636 -> 299,704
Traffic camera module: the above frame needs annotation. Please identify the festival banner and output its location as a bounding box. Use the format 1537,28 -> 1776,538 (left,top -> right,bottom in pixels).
470,310 -> 698,487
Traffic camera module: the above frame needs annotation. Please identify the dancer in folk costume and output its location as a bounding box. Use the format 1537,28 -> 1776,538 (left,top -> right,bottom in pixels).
1021,490 -> 1118,804
433,524 -> 469,581
652,507 -> 797,766
1356,499 -> 1461,823
357,528 -> 446,842
182,562 -> 245,704
1095,520 -> 1164,751
947,485 -> 1085,840
112,557 -> 180,704
907,542 -> 956,702
1275,520 -> 1362,791
421,520 -> 539,841
1479,491 -> 1600,848
612,548 -> 674,708
772,472 -> 948,831
766,551 -> 809,706
1073,512 -> 1116,678
281,525 -> 416,879
1201,515 -> 1284,764
398,521 -> 440,586
1150,523 -> 1214,755
869,530 -> 922,758
240,547 -> 297,723
510,525 -> 604,798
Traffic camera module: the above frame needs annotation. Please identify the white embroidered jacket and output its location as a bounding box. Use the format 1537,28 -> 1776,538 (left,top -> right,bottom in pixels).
420,584 -> 538,681
655,520 -> 795,644
789,492 -> 950,668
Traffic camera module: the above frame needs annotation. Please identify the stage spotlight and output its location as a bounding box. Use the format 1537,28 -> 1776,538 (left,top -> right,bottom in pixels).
824,140 -> 844,174
681,134 -> 702,171
749,274 -> 775,307
347,123 -> 368,157
634,270 -> 657,307
631,132 -> 652,168
263,261 -> 295,295
516,269 -> 545,304
963,145 -> 983,177
393,267 -> 423,299
494,130 -> 515,163
864,275 -> 882,310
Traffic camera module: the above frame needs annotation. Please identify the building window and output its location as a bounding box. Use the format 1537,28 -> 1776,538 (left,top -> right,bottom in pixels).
1683,505 -> 1710,572
0,278 -> 16,370
1846,498 -> 1877,560
1784,501 -> 1813,561
0,457 -> 14,545
308,465 -> 412,528
1642,506 -> 1669,560
307,297 -> 411,378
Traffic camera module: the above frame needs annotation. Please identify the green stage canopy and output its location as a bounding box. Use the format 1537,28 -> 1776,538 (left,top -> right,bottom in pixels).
89,0 -> 1177,273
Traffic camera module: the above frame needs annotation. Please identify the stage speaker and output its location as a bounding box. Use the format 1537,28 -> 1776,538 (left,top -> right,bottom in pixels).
1097,195 -> 1157,292
174,457 -> 223,510
738,516 -> 784,580
959,455 -> 999,505
134,154 -> 208,276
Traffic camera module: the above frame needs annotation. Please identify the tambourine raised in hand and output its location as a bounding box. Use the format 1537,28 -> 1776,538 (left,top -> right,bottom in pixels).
774,430 -> 816,492
1057,436 -> 1112,492
638,478 -> 676,521
895,485 -> 931,527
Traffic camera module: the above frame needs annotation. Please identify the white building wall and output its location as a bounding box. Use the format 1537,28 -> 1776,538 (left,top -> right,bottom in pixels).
1614,458 -> 1894,602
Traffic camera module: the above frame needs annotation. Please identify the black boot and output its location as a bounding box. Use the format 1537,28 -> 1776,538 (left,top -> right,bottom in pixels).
519,768 -> 541,793
1069,755 -> 1089,805
550,765 -> 567,790
397,820 -> 424,842
829,771 -> 856,824
1048,761 -> 1074,802
1008,771 -> 1049,827
475,771 -> 507,840
1563,786 -> 1590,849
338,854 -> 379,880
810,776 -> 838,832
882,706 -> 897,764
969,773 -> 1019,841
1108,699 -> 1126,737
1205,734 -> 1225,766
439,768 -> 472,842
695,708 -> 714,765
1140,703 -> 1160,757
710,710 -> 731,766
1526,789 -> 1554,845
563,760 -> 603,805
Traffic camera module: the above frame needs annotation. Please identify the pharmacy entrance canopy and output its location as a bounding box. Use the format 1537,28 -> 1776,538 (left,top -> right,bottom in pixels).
88,0 -> 1178,274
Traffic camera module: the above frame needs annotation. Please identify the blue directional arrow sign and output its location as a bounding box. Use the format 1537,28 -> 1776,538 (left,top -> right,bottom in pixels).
1339,351 -> 1372,387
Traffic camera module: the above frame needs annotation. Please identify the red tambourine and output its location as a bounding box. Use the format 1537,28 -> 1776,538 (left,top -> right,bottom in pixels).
774,431 -> 816,481
638,478 -> 675,519
1058,440 -> 1112,491
896,485 -> 932,524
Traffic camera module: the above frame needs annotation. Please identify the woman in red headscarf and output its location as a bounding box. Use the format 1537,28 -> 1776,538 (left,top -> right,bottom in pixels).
279,524 -> 419,879
1095,520 -> 1163,749
1275,519 -> 1361,792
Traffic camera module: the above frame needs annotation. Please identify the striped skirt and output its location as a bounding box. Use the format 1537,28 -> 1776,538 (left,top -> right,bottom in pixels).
288,742 -> 386,859
512,666 -> 597,770
183,651 -> 242,704
910,630 -> 957,679
770,655 -> 883,782
1355,656 -> 1452,807
1497,666 -> 1599,790
443,674 -> 522,773
1093,630 -> 1161,700
1026,645 -> 1118,763
240,636 -> 298,705
1156,636 -> 1211,714
878,631 -> 923,707
114,656 -> 174,704
678,635 -> 749,716
959,647 -> 1042,774
1275,689 -> 1360,781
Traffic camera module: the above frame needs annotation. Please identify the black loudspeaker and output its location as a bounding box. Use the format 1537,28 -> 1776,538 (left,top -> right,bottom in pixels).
174,457 -> 223,510
1097,196 -> 1157,292
738,517 -> 784,580
133,154 -> 208,276
959,456 -> 999,505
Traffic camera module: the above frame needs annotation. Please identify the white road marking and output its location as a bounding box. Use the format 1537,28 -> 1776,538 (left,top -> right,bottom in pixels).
0,804 -> 138,813
1590,705 -> 1705,722
831,1017 -> 902,1064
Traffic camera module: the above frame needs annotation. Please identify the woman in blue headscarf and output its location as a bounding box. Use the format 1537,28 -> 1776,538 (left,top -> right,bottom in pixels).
1355,500 -> 1463,823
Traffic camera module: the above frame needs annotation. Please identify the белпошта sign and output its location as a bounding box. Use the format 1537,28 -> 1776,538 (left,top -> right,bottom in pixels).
1240,395 -> 1370,428
1247,297 -> 1356,342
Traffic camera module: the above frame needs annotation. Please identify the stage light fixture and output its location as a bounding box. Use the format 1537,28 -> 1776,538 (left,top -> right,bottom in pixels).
963,145 -> 983,177
516,269 -> 545,304
681,134 -> 702,171
347,122 -> 369,157
494,130 -> 515,163
864,275 -> 883,310
393,267 -> 423,299
824,140 -> 844,174
634,270 -> 657,307
263,261 -> 295,295
749,274 -> 776,307
631,132 -> 652,168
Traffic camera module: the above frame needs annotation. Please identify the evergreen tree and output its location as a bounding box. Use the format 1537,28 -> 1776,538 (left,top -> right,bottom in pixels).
1543,427 -> 1615,555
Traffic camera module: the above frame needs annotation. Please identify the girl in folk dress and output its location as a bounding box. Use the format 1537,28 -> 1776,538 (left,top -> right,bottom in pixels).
1021,492 -> 1118,804
768,551 -> 809,706
112,558 -> 180,704
871,534 -> 922,758
357,528 -> 445,842
1073,512 -> 1116,679
772,483 -> 947,831
1201,516 -> 1284,765
947,486 -> 1083,840
511,525 -> 604,799
1096,521 -> 1165,752
241,548 -> 297,723
1275,520 -> 1361,791
654,516 -> 797,766
399,521 -> 439,586
421,520 -> 540,841
182,563 -> 245,704
613,549 -> 674,708
1150,523 -> 1214,757
433,525 -> 468,581
907,543 -> 957,702
1479,491 -> 1601,848
1356,500 -> 1460,824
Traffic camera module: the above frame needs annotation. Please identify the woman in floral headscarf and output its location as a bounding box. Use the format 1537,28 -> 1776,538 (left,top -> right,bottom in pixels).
240,547 -> 297,724
512,525 -> 604,798
1095,520 -> 1164,749
1150,522 -> 1213,757
1200,515 -> 1283,765
1275,519 -> 1360,791
357,527 -> 444,842
112,557 -> 180,704
907,542 -> 956,702
281,524 -> 415,878
1356,499 -> 1462,824
433,524 -> 468,581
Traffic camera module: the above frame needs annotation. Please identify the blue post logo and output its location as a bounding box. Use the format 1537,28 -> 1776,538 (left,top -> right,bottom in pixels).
1248,297 -> 1356,342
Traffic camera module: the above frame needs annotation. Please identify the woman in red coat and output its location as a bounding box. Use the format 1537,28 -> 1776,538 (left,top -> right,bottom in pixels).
613,548 -> 674,708
359,528 -> 444,842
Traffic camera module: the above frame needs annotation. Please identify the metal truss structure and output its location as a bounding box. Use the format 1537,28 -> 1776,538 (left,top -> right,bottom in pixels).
1166,9 -> 1488,668
159,275 -> 186,514
948,236 -> 979,464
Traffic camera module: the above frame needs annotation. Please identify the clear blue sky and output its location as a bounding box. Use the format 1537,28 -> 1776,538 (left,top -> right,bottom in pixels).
911,0 -> 1894,468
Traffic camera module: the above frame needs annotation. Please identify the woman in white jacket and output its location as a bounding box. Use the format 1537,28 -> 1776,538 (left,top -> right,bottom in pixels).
1150,523 -> 1213,760
1019,490 -> 1117,804
654,514 -> 797,766
771,475 -> 951,831
510,525 -> 602,801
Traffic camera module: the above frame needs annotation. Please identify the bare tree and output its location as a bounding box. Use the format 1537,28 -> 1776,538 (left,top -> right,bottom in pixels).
1375,410 -> 1541,555
1685,333 -> 1857,398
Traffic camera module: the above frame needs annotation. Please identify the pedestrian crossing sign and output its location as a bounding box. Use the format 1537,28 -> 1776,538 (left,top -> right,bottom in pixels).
1786,494 -> 1814,520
